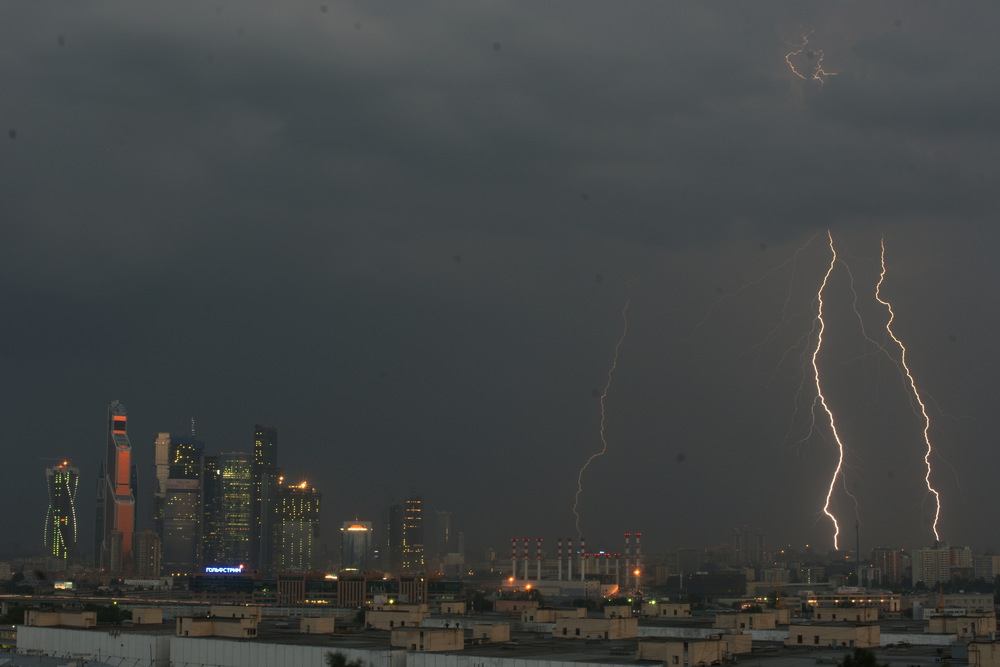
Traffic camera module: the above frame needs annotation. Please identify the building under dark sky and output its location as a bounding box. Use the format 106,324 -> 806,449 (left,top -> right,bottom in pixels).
43,460 -> 78,561
96,400 -> 136,572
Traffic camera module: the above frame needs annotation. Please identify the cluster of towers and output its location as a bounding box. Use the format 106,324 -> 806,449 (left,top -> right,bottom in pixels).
43,400 -> 322,577
139,413 -> 322,577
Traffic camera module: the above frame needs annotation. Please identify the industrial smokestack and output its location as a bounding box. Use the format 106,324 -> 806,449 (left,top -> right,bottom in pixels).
557,537 -> 563,582
536,538 -> 542,581
568,537 -> 573,581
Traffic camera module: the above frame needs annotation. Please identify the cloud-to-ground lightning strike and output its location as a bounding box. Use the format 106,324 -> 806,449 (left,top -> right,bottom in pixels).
875,238 -> 944,542
785,29 -> 837,85
811,231 -> 850,550
573,295 -> 631,538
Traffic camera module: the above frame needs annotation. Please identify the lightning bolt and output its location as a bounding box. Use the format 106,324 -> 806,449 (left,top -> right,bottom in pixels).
573,294 -> 631,538
812,230 -> 849,550
785,29 -> 837,85
874,237 -> 943,542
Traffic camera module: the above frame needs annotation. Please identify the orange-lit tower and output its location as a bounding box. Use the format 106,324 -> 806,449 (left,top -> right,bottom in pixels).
98,400 -> 136,572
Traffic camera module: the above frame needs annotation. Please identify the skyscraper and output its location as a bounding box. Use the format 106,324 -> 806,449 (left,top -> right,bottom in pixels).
133,530 -> 162,578
43,461 -> 79,560
201,455 -> 223,565
152,432 -> 170,537
252,424 -> 278,569
97,400 -> 136,572
161,435 -> 204,576
274,481 -> 321,573
387,495 -> 424,574
203,452 -> 254,567
340,520 -> 373,571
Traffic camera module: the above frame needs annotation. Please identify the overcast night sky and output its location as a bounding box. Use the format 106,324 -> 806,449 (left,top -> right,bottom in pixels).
3,1 -> 1000,562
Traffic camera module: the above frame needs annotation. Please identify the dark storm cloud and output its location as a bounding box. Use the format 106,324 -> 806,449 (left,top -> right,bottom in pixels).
3,0 -> 1000,556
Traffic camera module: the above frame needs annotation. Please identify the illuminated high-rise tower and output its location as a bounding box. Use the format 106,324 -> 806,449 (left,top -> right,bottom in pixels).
274,481 -> 321,573
387,494 -> 424,574
43,461 -> 79,560
203,452 -> 254,567
340,520 -> 373,571
152,432 -> 170,537
162,435 -> 204,576
97,400 -> 136,572
252,424 -> 278,569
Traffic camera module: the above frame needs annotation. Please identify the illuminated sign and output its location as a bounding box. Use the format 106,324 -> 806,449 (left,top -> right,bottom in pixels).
54,581 -> 74,590
204,565 -> 244,574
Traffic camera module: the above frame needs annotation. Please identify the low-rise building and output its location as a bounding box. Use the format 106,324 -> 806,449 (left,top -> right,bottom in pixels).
785,623 -> 879,649
366,609 -> 427,630
639,638 -> 726,666
813,606 -> 878,623
391,627 -> 464,652
23,611 -> 96,628
642,602 -> 692,618
553,616 -> 637,640
521,607 -> 586,623
927,612 -> 995,640
604,605 -> 632,619
300,617 -> 335,634
715,611 -> 776,630
176,617 -> 258,639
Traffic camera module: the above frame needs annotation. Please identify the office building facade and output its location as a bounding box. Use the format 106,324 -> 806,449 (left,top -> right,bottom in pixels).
274,482 -> 321,573
161,436 -> 204,576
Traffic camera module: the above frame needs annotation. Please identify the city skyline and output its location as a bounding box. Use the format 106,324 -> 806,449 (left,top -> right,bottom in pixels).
4,2 -> 1000,555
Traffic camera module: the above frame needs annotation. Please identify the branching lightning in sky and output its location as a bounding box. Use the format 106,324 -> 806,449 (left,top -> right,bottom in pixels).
875,237 -> 944,542
785,29 -> 837,85
811,231 -> 849,550
690,233 -> 820,343
573,295 -> 631,538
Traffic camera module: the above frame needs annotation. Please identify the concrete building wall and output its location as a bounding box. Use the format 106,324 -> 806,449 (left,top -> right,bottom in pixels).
494,600 -> 538,613
785,624 -> 880,649
927,613 -> 995,639
24,611 -> 97,628
522,608 -> 586,623
301,616 -> 336,633
367,610 -> 428,630
638,639 -> 726,666
407,652 -> 638,667
473,624 -> 511,643
17,625 -> 171,667
176,617 -> 258,639
969,641 -> 1000,667
642,603 -> 691,618
813,607 -> 878,622
553,617 -> 638,640
715,612 -> 776,630
440,602 -> 467,615
723,633 -> 753,655
767,609 -> 791,624
133,608 -> 164,625
171,637 -> 406,667
603,605 -> 632,619
391,627 -> 465,652
211,604 -> 263,620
